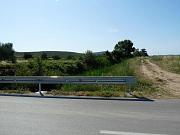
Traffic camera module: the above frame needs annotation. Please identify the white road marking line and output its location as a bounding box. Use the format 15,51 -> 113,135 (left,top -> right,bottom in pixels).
100,130 -> 168,135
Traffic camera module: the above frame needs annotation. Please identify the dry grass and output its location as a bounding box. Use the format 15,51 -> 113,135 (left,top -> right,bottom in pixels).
151,56 -> 180,74
128,57 -> 176,99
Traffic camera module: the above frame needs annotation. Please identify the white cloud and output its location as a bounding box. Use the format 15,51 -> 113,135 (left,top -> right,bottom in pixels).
55,0 -> 59,2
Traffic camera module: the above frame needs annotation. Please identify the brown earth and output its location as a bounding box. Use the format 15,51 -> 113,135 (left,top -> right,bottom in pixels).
141,59 -> 180,97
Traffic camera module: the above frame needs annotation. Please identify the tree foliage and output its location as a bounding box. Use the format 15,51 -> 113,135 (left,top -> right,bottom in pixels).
140,49 -> 148,56
112,40 -> 135,62
133,48 -> 148,57
0,42 -> 15,62
105,40 -> 148,63
105,50 -> 115,64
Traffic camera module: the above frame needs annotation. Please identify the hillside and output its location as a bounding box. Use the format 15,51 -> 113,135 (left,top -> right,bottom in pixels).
15,51 -> 82,58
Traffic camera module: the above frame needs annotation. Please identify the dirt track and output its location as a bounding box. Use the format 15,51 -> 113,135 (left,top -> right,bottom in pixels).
141,59 -> 180,96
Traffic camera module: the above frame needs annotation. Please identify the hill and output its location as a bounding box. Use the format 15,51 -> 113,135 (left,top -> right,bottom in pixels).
15,51 -> 82,58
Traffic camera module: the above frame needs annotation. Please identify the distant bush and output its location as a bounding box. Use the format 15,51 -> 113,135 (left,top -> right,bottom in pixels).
83,50 -> 98,69
41,52 -> 48,60
0,64 -> 15,76
66,55 -> 74,60
24,53 -> 33,59
134,48 -> 148,57
52,55 -> 61,60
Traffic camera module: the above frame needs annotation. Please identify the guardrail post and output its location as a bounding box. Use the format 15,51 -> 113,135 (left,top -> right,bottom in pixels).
127,84 -> 132,96
39,83 -> 42,94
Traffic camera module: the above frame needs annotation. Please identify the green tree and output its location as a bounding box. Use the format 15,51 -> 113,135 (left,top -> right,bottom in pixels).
140,48 -> 148,56
133,49 -> 142,57
112,40 -> 135,62
105,50 -> 114,64
0,42 -> 15,62
133,48 -> 149,57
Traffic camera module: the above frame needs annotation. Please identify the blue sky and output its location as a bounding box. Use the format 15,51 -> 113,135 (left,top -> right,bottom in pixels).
0,0 -> 180,55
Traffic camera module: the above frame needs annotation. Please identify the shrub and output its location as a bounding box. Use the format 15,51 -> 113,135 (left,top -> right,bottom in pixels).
83,50 -> 98,69
24,53 -> 33,59
52,55 -> 61,60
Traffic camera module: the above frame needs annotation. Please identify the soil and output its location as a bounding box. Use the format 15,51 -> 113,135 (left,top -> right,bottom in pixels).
141,59 -> 180,97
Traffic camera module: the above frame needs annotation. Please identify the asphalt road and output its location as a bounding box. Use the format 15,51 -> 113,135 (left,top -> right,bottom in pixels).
0,96 -> 180,135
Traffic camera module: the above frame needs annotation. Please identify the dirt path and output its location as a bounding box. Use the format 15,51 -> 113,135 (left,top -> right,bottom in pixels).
141,59 -> 180,96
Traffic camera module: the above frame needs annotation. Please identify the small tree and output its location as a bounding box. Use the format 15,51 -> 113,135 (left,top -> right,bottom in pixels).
140,49 -> 148,56
105,50 -> 114,64
0,42 -> 15,62
133,49 -> 142,57
112,40 -> 135,62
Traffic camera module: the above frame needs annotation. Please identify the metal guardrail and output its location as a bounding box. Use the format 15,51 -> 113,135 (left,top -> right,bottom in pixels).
0,76 -> 136,94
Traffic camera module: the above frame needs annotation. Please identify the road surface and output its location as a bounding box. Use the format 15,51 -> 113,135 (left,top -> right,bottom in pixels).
0,96 -> 180,135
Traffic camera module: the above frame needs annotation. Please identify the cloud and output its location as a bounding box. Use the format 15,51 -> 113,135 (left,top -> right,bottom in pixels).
55,0 -> 59,2
108,28 -> 119,33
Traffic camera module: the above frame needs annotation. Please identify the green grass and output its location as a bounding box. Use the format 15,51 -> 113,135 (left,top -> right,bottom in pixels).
81,60 -> 134,76
50,58 -> 161,98
49,60 -> 134,97
151,56 -> 180,74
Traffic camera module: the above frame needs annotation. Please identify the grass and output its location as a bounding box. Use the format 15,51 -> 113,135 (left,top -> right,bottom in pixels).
0,89 -> 31,94
150,55 -> 180,74
130,57 -> 177,98
126,58 -> 162,98
49,60 -> 133,97
81,60 -> 134,76
49,58 -> 161,98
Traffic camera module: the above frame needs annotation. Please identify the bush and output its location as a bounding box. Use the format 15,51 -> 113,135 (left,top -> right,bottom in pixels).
24,53 -> 33,59
0,64 -> 15,75
41,52 -> 48,60
83,50 -> 98,69
52,55 -> 61,60
96,56 -> 110,68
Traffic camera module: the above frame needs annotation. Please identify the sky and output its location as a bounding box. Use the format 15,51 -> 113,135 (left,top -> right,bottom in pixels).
0,0 -> 180,55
